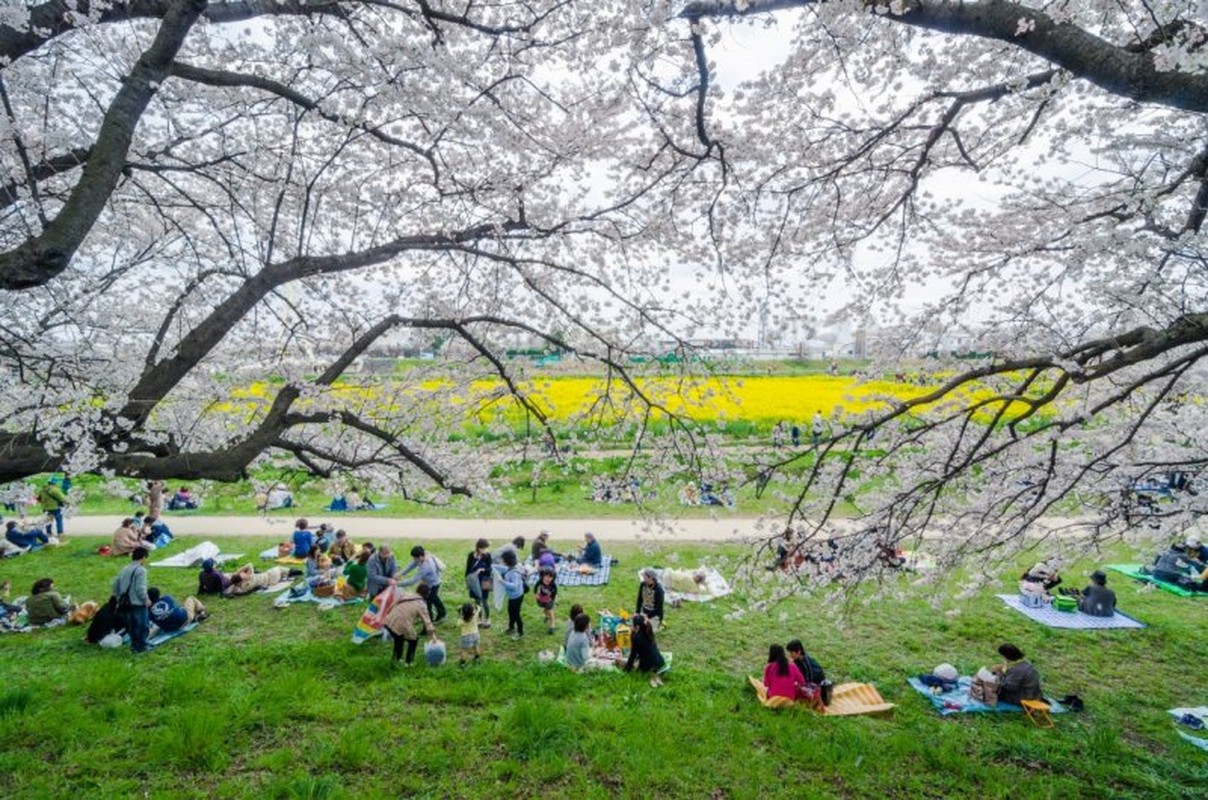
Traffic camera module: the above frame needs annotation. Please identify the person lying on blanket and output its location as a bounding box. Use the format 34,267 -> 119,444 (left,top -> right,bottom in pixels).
225,564 -> 291,596
1151,544 -> 1208,591
147,587 -> 208,636
994,643 -> 1043,705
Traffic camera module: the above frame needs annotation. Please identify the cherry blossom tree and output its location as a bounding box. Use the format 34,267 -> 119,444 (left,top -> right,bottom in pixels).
1,0 -> 1206,586
673,1 -> 1208,585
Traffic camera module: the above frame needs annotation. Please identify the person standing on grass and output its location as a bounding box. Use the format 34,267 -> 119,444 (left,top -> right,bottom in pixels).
465,538 -> 493,628
366,545 -> 398,598
399,545 -> 446,623
635,569 -> 665,631
493,550 -> 526,638
623,614 -> 668,687
37,478 -> 68,537
811,411 -> 825,446
492,536 -> 525,566
534,567 -> 558,634
111,548 -> 151,653
146,480 -> 165,519
457,602 -> 482,666
383,584 -> 436,667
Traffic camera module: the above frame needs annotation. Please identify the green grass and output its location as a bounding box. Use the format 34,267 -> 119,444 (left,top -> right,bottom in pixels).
0,535 -> 1204,797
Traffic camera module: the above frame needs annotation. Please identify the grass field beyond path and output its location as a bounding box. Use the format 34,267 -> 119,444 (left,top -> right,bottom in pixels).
0,536 -> 1204,799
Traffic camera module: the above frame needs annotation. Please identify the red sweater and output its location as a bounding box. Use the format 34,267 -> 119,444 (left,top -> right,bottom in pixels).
763,662 -> 805,700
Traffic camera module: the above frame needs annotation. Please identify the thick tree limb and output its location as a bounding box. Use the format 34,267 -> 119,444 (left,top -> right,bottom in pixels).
0,0 -> 208,290
681,1 -> 1208,113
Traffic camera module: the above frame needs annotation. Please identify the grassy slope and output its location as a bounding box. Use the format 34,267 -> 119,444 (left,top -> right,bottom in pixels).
0,537 -> 1204,799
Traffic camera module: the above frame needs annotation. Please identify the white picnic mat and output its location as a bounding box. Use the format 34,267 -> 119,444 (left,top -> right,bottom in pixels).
150,541 -> 243,568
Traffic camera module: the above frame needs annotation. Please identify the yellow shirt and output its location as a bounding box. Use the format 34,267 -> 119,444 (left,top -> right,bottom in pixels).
459,605 -> 479,636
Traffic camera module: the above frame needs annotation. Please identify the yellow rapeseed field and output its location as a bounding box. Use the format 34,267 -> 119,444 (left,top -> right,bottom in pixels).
225,374 -> 935,429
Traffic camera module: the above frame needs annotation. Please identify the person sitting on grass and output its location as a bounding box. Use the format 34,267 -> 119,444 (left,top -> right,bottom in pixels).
635,569 -> 665,630
197,559 -> 231,595
383,584 -> 437,667
329,529 -> 357,566
563,603 -> 585,649
575,532 -> 603,568
167,486 -> 198,511
141,516 -> 173,548
457,602 -> 482,666
341,551 -> 370,599
291,518 -> 315,559
84,596 -> 127,644
112,518 -> 151,556
314,523 -> 334,554
1019,560 -> 1061,601
785,639 -> 826,685
26,577 -> 74,626
4,519 -> 50,550
225,564 -> 293,597
624,613 -> 668,687
763,643 -> 805,702
1076,570 -> 1117,617
147,587 -> 208,636
566,612 -> 614,671
1151,543 -> 1208,591
994,643 -> 1043,706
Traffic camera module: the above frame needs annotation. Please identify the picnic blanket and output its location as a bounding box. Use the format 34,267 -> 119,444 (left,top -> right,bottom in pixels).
1168,707 -> 1208,751
748,676 -> 894,715
647,567 -> 732,603
527,557 -> 613,588
0,606 -> 67,634
907,676 -> 1068,716
147,621 -> 199,648
351,588 -> 397,644
151,541 -> 243,568
257,546 -> 307,565
272,585 -> 364,610
1106,564 -> 1206,597
995,594 -> 1146,629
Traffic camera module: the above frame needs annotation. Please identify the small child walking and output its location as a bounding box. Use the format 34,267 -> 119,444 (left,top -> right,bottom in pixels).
458,602 -> 481,666
534,567 -> 558,634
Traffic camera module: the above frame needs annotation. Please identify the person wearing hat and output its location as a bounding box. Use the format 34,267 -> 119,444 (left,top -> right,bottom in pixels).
36,478 -> 68,537
1077,571 -> 1117,617
994,643 -> 1042,705
399,545 -> 446,623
